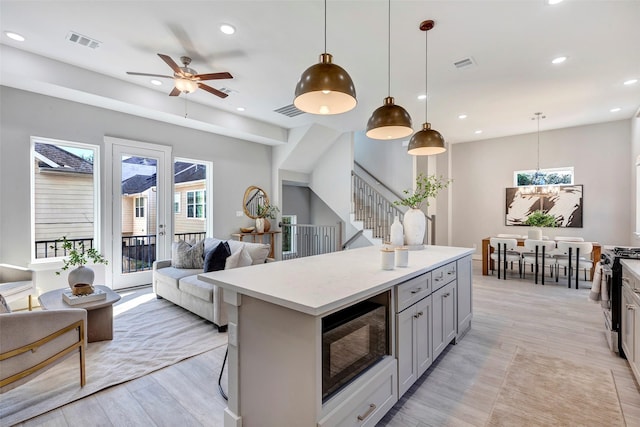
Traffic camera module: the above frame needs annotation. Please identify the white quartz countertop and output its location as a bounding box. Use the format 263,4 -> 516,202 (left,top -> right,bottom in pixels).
621,259 -> 640,280
198,245 -> 474,317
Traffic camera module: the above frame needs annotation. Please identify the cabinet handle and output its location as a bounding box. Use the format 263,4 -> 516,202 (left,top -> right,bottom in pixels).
418,311 -> 423,316
357,403 -> 376,421
447,270 -> 455,275
414,313 -> 420,318
411,287 -> 422,294
627,304 -> 636,310
443,292 -> 451,298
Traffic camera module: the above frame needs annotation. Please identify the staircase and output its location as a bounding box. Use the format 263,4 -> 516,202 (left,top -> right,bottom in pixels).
351,170 -> 405,246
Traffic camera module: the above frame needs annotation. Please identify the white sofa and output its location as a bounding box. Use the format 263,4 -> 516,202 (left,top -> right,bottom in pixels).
152,238 -> 270,331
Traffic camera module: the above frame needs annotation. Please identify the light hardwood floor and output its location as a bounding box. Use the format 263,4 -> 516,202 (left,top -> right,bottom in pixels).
16,261 -> 640,426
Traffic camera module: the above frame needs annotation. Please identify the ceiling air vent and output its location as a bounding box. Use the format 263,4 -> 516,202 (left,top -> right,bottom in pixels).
218,87 -> 234,95
274,104 -> 305,118
66,31 -> 101,49
453,57 -> 476,70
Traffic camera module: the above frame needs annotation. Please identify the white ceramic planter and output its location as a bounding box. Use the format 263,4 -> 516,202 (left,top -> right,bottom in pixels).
528,228 -> 543,240
403,208 -> 426,246
68,265 -> 95,287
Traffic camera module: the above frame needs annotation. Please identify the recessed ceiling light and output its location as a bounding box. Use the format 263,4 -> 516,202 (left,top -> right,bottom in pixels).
220,24 -> 235,35
474,130 -> 483,134
236,107 -> 245,112
417,94 -> 427,100
4,31 -> 25,42
458,114 -> 467,119
610,107 -> 622,113
552,56 -> 567,64
150,79 -> 162,86
624,79 -> 638,86
546,0 -> 563,5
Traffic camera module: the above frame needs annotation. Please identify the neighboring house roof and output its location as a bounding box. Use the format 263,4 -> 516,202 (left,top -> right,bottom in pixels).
175,162 -> 206,184
34,142 -> 93,174
122,174 -> 156,195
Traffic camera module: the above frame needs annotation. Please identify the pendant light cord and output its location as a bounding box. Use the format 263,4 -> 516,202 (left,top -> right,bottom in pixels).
387,0 -> 391,97
323,0 -> 327,54
536,113 -> 540,171
425,26 -> 429,121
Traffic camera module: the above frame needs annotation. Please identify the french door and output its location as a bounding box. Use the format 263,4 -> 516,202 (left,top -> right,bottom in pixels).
106,138 -> 172,290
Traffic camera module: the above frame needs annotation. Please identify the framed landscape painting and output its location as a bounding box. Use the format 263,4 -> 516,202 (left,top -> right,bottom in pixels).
505,185 -> 583,227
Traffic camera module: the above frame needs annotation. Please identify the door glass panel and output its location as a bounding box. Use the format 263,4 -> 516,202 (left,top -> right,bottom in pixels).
121,156 -> 157,274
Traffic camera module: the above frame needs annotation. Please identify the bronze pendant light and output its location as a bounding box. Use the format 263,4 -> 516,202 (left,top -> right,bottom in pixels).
407,20 -> 446,156
294,0 -> 357,115
365,0 -> 413,139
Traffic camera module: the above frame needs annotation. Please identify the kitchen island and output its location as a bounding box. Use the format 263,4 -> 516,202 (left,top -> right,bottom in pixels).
199,245 -> 474,427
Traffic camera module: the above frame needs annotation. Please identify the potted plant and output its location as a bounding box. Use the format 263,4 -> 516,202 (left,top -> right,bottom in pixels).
255,204 -> 280,233
51,236 -> 108,294
524,210 -> 557,239
394,174 -> 451,246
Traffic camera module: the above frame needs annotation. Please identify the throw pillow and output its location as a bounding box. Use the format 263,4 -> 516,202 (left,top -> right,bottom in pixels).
0,293 -> 11,313
225,247 -> 253,270
204,241 -> 231,273
172,240 -> 205,269
237,247 -> 253,268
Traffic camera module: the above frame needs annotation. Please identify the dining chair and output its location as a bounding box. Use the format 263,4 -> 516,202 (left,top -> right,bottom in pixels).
522,239 -> 556,285
489,238 -> 521,280
555,241 -> 593,289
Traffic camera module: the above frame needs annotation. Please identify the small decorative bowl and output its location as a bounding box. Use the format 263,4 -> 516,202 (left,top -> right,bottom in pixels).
71,283 -> 94,296
240,226 -> 255,233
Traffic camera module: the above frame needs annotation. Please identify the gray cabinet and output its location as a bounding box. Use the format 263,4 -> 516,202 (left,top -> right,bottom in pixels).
396,295 -> 432,397
432,281 -> 457,360
456,255 -> 473,338
621,261 -> 640,385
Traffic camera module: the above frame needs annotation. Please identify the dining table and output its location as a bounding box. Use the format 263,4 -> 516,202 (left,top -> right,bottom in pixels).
481,236 -> 601,279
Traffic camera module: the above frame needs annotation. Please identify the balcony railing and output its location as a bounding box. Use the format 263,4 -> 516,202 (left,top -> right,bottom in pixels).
36,231 -> 207,273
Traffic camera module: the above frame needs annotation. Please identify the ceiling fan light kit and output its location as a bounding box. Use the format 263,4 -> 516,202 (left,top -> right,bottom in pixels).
407,19 -> 446,156
293,0 -> 357,115
366,0 -> 413,140
127,53 -> 232,98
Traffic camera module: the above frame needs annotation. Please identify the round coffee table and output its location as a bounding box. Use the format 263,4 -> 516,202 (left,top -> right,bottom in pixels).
39,285 -> 121,342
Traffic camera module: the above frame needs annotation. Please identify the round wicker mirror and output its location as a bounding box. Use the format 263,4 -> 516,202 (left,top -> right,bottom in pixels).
243,186 -> 269,219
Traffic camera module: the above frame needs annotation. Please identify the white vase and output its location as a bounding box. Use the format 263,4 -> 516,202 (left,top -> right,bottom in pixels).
403,208 -> 426,247
528,228 -> 542,240
390,216 -> 404,247
256,217 -> 265,233
68,265 -> 95,287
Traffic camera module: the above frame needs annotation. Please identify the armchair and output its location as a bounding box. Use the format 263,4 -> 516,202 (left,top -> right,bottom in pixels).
0,309 -> 87,393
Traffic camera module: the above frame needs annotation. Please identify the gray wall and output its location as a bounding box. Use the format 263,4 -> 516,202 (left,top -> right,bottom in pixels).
283,185 -> 311,223
354,131 -> 412,196
0,86 -> 272,267
451,119 -> 632,254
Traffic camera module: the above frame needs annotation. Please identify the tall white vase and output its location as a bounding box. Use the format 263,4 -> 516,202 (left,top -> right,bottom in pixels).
390,216 -> 404,247
403,208 -> 426,247
528,227 -> 542,240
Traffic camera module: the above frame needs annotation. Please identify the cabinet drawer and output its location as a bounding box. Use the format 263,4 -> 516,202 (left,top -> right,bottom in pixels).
396,272 -> 431,312
432,261 -> 457,291
318,357 -> 397,427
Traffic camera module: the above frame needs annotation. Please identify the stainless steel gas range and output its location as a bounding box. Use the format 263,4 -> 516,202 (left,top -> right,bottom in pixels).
601,246 -> 640,357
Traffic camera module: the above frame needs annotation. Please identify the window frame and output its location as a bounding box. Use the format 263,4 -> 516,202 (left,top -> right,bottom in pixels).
174,192 -> 181,214
282,215 -> 297,255
30,136 -> 101,263
186,189 -> 206,219
513,166 -> 574,187
135,197 -> 145,218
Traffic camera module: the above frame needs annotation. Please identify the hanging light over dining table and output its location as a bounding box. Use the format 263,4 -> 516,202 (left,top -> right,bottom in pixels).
293,0 -> 357,115
407,20 -> 446,156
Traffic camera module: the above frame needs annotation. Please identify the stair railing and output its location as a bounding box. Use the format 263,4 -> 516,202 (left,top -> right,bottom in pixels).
352,167 -> 436,245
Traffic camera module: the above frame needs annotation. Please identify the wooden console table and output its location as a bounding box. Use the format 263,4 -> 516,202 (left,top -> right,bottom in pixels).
481,237 -> 601,279
231,230 -> 281,259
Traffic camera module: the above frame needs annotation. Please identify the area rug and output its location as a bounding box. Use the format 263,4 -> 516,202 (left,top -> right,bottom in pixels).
485,347 -> 625,426
0,287 -> 227,426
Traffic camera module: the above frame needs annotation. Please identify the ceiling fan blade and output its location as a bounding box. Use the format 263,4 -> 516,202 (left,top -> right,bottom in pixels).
169,87 -> 181,96
198,83 -> 228,98
126,72 -> 173,79
194,72 -> 233,81
158,53 -> 182,75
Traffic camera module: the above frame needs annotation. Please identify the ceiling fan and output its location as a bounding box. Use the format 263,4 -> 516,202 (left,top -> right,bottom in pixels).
127,53 -> 232,98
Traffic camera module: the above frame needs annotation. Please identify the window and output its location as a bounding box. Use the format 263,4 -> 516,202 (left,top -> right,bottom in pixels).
187,190 -> 206,219
135,197 -> 145,218
174,192 -> 181,213
31,137 -> 99,260
282,215 -> 297,254
514,167 -> 574,187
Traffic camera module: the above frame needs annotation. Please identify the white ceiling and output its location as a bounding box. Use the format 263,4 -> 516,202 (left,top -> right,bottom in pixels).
1,0 -> 639,146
